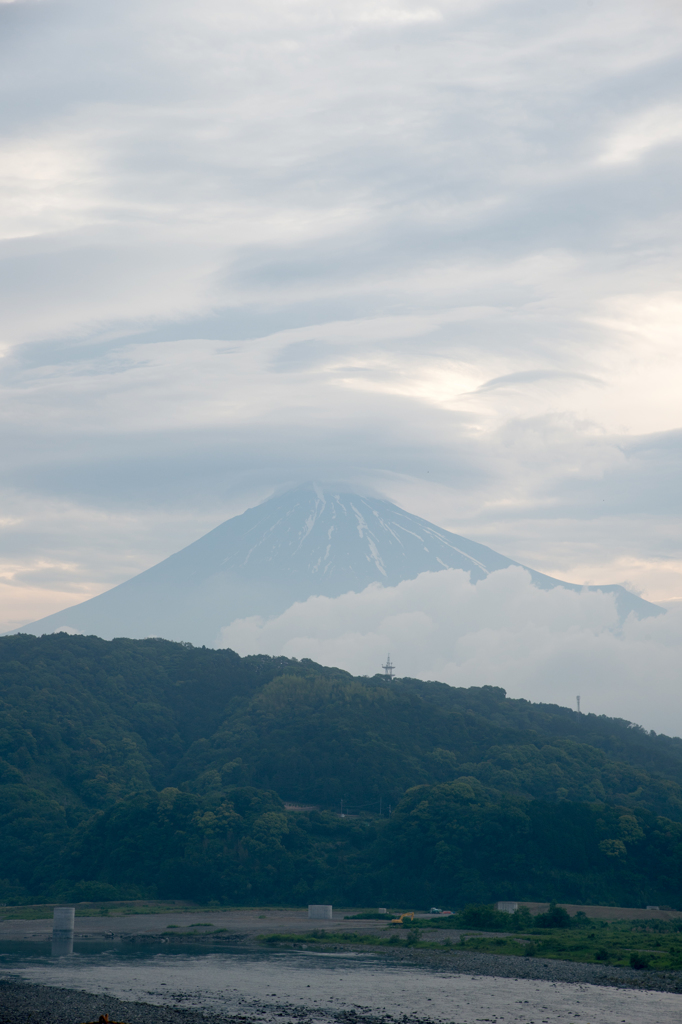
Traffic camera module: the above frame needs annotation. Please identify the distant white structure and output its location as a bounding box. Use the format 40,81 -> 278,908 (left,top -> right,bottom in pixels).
382,654 -> 395,679
308,904 -> 333,919
496,901 -> 519,913
52,907 -> 75,936
378,907 -> 387,913
52,907 -> 75,955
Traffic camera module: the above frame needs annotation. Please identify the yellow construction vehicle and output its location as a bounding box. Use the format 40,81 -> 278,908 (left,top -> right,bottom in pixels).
390,911 -> 415,924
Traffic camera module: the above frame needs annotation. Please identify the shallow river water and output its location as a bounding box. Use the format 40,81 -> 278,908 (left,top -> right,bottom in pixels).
1,941 -> 681,1024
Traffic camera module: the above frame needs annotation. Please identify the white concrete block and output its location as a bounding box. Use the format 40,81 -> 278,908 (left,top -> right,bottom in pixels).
53,907 -> 75,935
495,901 -> 519,913
308,904 -> 332,919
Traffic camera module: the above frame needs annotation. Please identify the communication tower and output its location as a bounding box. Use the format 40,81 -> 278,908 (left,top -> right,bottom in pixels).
576,696 -> 581,714
382,654 -> 395,679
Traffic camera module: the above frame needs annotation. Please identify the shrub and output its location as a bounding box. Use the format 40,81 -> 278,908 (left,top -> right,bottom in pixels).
630,952 -> 650,970
510,906 -> 533,930
534,902 -> 572,929
457,904 -> 511,930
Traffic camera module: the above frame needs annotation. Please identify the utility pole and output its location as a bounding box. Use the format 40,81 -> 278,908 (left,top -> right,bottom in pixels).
576,696 -> 581,714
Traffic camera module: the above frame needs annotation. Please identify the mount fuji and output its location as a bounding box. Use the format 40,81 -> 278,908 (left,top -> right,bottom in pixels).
13,483 -> 661,646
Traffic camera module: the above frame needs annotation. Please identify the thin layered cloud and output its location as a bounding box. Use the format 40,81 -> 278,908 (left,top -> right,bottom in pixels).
0,0 -> 681,657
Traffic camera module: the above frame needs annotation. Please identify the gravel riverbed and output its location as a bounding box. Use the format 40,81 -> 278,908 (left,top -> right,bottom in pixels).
111,934 -> 682,992
369,944 -> 682,991
3,946 -> 682,1024
0,979 -> 426,1024
0,979 -> 230,1024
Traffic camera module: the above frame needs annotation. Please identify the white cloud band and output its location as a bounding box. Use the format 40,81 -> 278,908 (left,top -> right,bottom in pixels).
221,566 -> 682,736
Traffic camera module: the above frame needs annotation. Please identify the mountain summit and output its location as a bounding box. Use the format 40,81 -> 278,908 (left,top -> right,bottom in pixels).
13,483 -> 660,645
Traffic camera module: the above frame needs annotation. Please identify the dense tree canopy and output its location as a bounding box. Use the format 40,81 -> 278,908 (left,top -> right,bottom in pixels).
1,632 -> 681,908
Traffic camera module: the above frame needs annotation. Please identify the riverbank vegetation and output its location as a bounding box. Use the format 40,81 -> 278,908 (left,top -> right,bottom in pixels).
260,916 -> 682,970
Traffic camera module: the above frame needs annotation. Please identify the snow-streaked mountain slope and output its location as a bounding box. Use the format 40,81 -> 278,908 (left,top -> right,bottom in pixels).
13,483 -> 661,646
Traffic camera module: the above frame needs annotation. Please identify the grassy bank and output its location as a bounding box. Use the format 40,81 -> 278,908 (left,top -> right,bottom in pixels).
0,901 -> 213,921
0,900 -> 300,921
260,920 -> 682,971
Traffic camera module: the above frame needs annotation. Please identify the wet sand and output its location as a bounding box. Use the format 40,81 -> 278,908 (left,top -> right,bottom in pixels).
3,906 -> 682,994
3,950 -> 682,1024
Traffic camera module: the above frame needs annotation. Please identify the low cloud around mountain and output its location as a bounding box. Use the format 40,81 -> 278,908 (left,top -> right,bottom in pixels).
14,485 -> 656,644
222,566 -> 682,737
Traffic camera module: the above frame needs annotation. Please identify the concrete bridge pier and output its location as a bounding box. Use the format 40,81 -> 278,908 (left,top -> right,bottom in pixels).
52,906 -> 74,956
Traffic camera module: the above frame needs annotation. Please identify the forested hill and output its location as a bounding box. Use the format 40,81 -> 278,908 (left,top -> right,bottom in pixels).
1,632 -> 682,910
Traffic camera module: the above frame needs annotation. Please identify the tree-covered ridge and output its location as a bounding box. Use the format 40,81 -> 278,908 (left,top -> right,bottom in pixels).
373,778 -> 682,908
0,632 -> 681,908
178,673 -> 682,818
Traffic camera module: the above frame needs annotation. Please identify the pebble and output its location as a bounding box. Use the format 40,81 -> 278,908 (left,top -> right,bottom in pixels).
1,945 -> 681,1024
370,945 -> 682,992
0,978 -> 445,1024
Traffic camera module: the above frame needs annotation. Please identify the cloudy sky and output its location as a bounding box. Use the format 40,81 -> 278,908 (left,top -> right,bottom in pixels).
2,0 -> 682,665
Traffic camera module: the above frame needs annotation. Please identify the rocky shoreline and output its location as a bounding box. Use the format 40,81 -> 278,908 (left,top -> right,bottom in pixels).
2,939 -> 682,1024
375,944 -> 682,992
0,978 -> 435,1024
0,979 -> 342,1024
